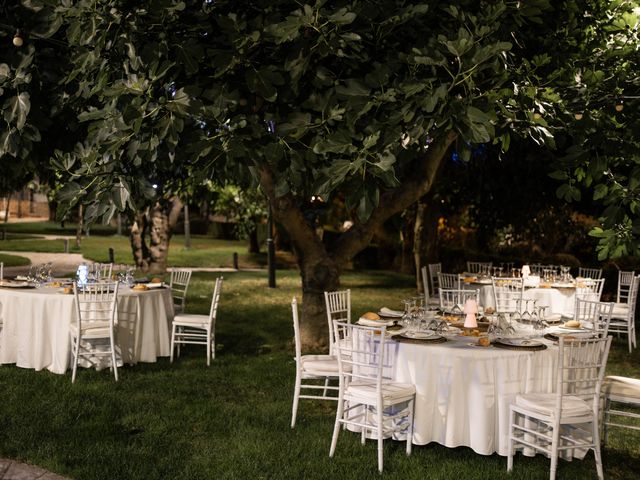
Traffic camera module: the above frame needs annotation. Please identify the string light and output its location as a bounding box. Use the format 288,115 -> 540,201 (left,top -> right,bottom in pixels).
574,112 -> 583,120
615,99 -> 624,112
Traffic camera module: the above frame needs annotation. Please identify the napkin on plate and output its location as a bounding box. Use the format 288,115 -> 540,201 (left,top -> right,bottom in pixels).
358,317 -> 396,327
378,307 -> 404,317
15,275 -> 29,281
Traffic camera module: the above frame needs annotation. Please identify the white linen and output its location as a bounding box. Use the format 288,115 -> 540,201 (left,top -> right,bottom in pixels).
0,286 -> 173,374
390,336 -> 558,456
470,284 -> 575,315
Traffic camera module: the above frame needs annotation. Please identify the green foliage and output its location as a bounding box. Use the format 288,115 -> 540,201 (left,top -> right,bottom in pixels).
210,184 -> 267,241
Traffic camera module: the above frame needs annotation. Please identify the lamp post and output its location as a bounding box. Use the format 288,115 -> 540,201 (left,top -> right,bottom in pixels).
267,201 -> 276,288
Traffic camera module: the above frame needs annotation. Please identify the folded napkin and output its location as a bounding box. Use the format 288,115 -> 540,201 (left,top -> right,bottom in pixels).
378,307 -> 404,317
358,317 -> 396,327
16,275 -> 28,281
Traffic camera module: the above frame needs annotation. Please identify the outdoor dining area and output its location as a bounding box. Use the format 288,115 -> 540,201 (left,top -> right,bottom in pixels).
0,262 -> 222,380
292,261 -> 640,478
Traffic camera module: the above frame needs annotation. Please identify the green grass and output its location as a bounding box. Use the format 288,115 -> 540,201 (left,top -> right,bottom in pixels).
1,270 -> 639,479
0,219 -> 264,268
0,253 -> 31,267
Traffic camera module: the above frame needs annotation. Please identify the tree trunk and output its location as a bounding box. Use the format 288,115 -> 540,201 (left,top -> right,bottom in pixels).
183,203 -> 191,249
248,225 -> 260,253
130,197 -> 183,274
298,250 -> 340,351
400,205 -> 416,274
75,204 -> 83,248
3,194 -> 11,224
413,200 -> 427,293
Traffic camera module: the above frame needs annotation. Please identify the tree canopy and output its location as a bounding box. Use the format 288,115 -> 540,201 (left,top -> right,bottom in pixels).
2,0 -> 639,344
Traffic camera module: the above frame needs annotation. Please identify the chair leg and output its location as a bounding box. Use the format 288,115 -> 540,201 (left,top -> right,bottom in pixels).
71,336 -> 79,383
329,397 -> 345,457
170,324 -> 176,363
377,404 -> 384,473
291,375 -> 301,428
207,330 -> 211,367
507,408 -> 515,472
549,423 -> 560,480
111,334 -> 118,382
603,398 -> 610,445
592,419 -> 604,480
406,398 -> 414,456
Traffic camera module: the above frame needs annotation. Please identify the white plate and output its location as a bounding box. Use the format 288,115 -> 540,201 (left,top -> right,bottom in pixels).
403,331 -> 439,340
0,281 -> 32,288
555,326 -> 590,332
145,283 -> 164,289
495,338 -> 544,347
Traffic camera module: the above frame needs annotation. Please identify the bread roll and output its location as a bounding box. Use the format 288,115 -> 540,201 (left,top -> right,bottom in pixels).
151,277 -> 163,283
478,336 -> 491,347
565,320 -> 581,328
361,312 -> 380,321
484,307 -> 495,314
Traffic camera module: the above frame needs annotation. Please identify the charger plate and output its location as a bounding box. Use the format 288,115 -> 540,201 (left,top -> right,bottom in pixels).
493,338 -> 547,351
392,333 -> 446,344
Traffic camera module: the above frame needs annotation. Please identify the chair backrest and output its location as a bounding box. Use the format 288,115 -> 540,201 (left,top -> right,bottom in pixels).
622,275 -> 640,323
73,282 -> 119,331
94,263 -> 113,280
208,277 -> 224,326
332,321 -> 391,386
438,272 -> 460,290
575,278 -> 605,303
467,261 -> 492,274
617,270 -> 635,303
428,263 -> 441,295
578,267 -> 603,279
491,277 -> 524,314
574,298 -> 614,337
170,269 -> 193,312
324,289 -> 351,355
555,336 -> 612,415
0,261 -> 3,280
439,288 -> 479,312
420,266 -> 430,300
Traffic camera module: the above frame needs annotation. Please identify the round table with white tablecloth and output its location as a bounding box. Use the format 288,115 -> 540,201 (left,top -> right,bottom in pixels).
0,284 -> 173,374
389,335 -> 558,456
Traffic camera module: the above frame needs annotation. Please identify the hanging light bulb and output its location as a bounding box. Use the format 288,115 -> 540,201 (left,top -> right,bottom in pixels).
533,111 -> 542,120
574,112 -> 583,120
615,99 -> 624,112
13,30 -> 23,47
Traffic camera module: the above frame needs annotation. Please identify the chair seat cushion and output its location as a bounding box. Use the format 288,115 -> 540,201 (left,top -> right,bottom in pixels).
515,393 -> 592,417
604,376 -> 640,402
173,314 -> 210,328
70,321 -> 111,338
611,303 -> 630,319
301,354 -> 341,374
346,380 -> 415,403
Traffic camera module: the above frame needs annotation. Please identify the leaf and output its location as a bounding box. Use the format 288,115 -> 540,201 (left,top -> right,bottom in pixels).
328,8 -> 357,25
3,92 -> 30,130
356,185 -> 379,223
593,184 -> 608,201
335,79 -> 370,97
245,70 -> 277,102
363,132 -> 380,149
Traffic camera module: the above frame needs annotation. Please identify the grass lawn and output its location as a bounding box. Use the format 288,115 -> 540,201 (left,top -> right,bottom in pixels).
1,270 -> 639,479
0,221 -> 266,268
0,253 -> 31,267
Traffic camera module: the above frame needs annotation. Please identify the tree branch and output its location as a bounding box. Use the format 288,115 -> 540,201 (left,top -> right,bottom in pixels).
333,130 -> 457,265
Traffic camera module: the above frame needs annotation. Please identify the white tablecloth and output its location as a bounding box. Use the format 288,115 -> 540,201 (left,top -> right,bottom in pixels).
472,284 -> 575,315
0,285 -> 173,374
390,336 -> 558,456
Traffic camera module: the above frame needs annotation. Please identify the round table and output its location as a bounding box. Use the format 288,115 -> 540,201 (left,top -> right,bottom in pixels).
0,284 -> 173,374
388,335 -> 558,456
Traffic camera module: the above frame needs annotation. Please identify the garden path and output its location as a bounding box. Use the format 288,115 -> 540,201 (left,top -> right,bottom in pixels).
0,458 -> 70,479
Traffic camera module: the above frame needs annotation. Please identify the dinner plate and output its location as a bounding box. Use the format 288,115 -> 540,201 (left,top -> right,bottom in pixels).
0,281 -> 35,289
493,338 -> 547,351
403,331 -> 439,340
555,326 -> 590,333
